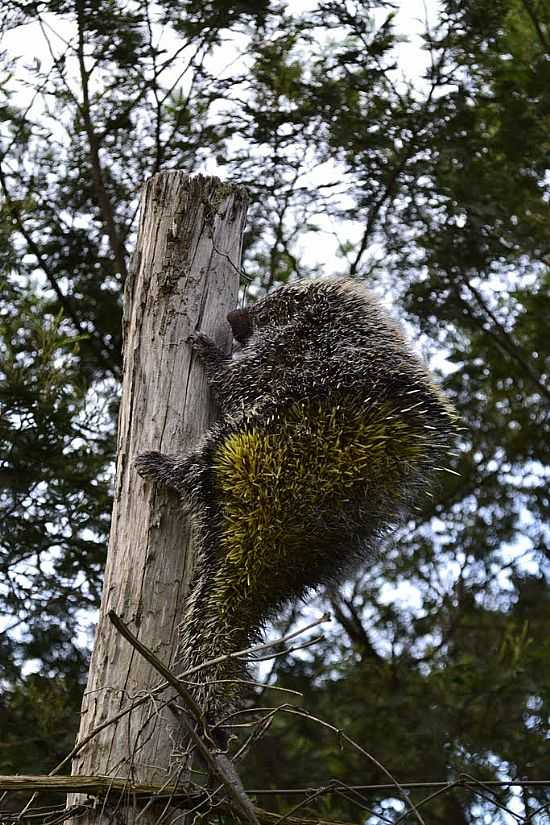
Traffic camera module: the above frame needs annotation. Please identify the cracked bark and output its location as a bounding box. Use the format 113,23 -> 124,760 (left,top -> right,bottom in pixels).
68,172 -> 248,824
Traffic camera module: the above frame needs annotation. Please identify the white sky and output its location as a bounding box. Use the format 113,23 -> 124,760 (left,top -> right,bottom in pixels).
2,2 -> 440,103
0,0 -> 443,296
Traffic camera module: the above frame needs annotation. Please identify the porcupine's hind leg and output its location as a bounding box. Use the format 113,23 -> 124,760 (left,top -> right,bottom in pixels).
134,449 -> 202,500
134,333 -> 226,495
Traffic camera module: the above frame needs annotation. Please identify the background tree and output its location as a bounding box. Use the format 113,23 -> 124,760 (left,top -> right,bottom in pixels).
0,1 -> 548,822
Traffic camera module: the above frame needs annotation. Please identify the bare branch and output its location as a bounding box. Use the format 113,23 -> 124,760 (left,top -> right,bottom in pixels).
75,0 -> 128,281
455,275 -> 550,401
108,610 -> 261,825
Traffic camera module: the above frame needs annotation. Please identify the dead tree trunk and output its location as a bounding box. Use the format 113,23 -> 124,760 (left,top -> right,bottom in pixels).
69,172 -> 248,823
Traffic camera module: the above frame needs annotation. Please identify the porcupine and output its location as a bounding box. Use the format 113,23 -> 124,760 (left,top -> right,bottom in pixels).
135,277 -> 456,736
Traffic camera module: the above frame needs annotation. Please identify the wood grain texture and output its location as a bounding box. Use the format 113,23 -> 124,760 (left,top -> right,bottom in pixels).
69,172 -> 248,822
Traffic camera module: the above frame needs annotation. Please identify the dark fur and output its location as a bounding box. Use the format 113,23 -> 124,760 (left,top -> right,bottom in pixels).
135,279 -> 455,726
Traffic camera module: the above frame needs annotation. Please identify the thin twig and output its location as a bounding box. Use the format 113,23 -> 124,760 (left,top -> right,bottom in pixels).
46,613 -> 329,779
107,610 -> 260,825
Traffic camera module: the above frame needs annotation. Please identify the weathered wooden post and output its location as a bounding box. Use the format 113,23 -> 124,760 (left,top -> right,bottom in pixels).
69,172 -> 248,822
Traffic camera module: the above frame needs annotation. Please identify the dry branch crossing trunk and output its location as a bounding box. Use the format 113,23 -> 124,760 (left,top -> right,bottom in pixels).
69,172 -> 248,824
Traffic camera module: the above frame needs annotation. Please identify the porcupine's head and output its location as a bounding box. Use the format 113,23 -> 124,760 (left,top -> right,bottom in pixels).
226,279 -> 334,345
225,278 -> 457,440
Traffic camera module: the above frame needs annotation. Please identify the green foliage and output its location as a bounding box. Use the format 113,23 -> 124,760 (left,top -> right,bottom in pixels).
0,287 -> 113,681
0,674 -> 84,775
0,0 -> 548,821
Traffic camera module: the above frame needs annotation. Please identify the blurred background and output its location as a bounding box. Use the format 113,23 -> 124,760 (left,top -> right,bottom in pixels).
0,1 -> 549,822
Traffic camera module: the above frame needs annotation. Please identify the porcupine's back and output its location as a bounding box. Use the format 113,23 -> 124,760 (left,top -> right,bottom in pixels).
179,279 -> 456,722
209,394 -> 451,633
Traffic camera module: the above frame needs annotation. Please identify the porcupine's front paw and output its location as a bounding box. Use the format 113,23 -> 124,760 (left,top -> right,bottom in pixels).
187,332 -> 224,365
134,451 -> 170,483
